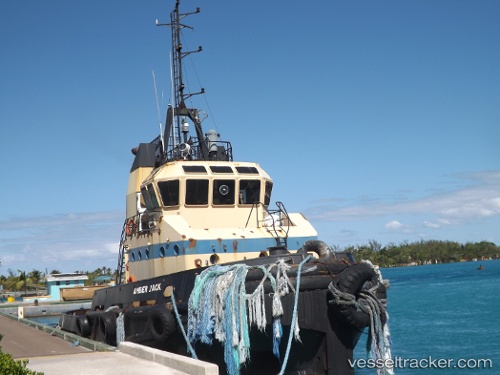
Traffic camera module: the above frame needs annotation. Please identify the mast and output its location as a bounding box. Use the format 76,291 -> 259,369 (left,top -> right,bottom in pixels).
156,0 -> 210,162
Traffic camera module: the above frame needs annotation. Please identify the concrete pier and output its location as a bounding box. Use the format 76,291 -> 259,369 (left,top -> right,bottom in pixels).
0,313 -> 218,375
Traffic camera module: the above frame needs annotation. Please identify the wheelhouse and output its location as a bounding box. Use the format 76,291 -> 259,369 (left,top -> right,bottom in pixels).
139,162 -> 273,211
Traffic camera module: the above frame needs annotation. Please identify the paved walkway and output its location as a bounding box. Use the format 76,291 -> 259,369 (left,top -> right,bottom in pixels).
26,352 -> 189,375
0,314 -> 215,375
0,314 -> 89,358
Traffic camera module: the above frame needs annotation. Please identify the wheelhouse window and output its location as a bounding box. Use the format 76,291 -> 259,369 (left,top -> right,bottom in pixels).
185,179 -> 209,205
210,166 -> 233,174
213,179 -> 235,205
236,166 -> 259,174
158,180 -> 180,207
140,187 -> 150,209
147,184 -> 160,208
239,180 -> 261,205
182,165 -> 207,173
141,183 -> 160,210
264,181 -> 273,206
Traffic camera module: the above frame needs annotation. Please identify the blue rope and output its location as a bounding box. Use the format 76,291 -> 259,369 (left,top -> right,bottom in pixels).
171,290 -> 198,359
278,254 -> 312,375
223,267 -> 245,374
199,273 -> 217,344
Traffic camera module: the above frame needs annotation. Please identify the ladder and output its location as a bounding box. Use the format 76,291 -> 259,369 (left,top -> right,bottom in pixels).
115,221 -> 128,285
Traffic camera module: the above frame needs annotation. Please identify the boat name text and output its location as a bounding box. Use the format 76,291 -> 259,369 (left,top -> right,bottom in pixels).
133,283 -> 162,294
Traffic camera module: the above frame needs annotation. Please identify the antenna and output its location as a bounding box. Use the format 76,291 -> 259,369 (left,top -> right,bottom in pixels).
157,1 -> 203,110
154,1 -> 231,163
170,51 -> 177,150
152,70 -> 165,154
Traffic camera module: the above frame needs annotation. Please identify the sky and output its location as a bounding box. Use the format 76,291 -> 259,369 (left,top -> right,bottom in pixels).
1,0 -> 499,274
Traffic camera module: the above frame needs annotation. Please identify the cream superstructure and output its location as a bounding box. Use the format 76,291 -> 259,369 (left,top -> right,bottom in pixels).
121,158 -> 317,282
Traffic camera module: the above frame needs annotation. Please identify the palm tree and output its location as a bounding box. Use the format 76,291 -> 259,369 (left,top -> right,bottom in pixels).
15,270 -> 32,296
29,269 -> 43,295
3,269 -> 17,292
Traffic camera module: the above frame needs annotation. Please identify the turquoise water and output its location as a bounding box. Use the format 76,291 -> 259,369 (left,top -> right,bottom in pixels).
29,315 -> 59,327
354,260 -> 500,374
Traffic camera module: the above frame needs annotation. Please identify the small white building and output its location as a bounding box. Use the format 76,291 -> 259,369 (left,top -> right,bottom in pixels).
45,273 -> 88,301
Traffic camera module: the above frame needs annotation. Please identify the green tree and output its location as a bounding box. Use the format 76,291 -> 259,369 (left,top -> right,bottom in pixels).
15,271 -> 32,296
29,270 -> 43,295
341,239 -> 499,267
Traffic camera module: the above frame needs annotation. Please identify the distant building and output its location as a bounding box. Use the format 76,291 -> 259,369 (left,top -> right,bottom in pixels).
45,273 -> 88,301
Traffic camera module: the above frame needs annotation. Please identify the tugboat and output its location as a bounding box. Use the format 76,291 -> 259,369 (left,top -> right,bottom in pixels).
60,2 -> 392,374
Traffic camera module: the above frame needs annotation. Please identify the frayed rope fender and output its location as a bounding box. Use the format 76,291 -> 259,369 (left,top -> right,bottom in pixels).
171,255 -> 312,375
328,261 -> 394,375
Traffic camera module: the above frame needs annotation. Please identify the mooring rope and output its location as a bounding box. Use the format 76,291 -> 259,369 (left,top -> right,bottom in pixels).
171,289 -> 198,359
277,254 -> 312,375
328,266 -> 394,375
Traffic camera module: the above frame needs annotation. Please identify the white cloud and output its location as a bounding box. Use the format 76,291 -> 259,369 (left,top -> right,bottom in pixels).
384,220 -> 414,234
385,220 -> 402,229
307,170 -> 500,226
423,218 -> 452,229
0,211 -> 123,273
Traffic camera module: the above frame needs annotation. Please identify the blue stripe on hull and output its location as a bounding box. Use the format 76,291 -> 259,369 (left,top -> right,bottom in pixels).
128,236 -> 318,262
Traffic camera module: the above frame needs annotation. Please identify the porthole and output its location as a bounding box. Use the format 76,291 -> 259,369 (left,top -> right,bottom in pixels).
210,254 -> 220,265
159,246 -> 165,258
131,252 -> 136,261
173,244 -> 180,256
138,250 -> 142,260
145,248 -> 150,259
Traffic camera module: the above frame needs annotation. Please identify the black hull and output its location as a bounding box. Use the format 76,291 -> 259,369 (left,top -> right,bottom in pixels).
60,253 -> 387,374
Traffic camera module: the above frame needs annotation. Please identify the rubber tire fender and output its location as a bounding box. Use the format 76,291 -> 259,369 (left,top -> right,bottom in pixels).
99,311 -> 117,345
76,316 -> 91,338
298,240 -> 334,260
149,306 -> 177,343
332,262 -> 386,329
